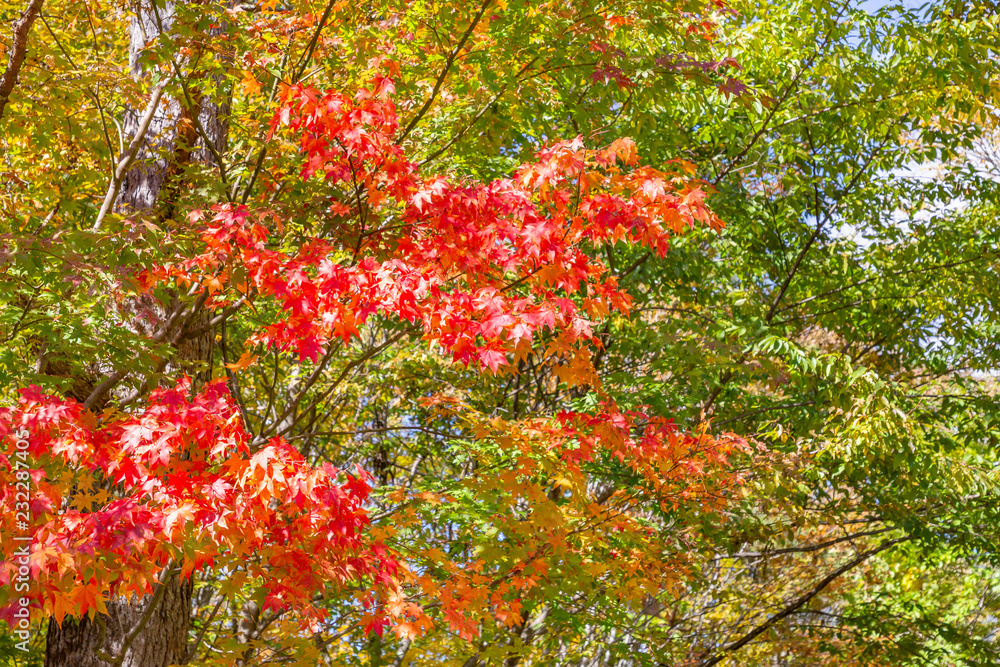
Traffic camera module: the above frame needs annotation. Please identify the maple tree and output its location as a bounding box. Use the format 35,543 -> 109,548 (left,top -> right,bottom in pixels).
0,0 -> 754,664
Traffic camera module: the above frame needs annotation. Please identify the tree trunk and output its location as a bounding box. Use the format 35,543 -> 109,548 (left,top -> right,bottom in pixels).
44,1 -> 226,665
44,580 -> 192,667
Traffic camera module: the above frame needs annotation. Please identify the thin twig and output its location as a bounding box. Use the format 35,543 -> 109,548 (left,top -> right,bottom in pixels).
92,82 -> 168,231
698,535 -> 912,666
396,0 -> 494,145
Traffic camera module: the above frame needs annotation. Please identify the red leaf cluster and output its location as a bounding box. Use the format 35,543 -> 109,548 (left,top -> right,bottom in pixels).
0,380 -> 396,626
159,81 -> 722,376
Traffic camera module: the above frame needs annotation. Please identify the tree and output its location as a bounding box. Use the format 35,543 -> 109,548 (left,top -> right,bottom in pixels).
575,0 -> 1000,664
1,0 -> 745,665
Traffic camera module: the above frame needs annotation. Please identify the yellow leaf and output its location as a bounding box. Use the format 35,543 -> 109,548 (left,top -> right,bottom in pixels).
203,275 -> 224,295
416,491 -> 443,505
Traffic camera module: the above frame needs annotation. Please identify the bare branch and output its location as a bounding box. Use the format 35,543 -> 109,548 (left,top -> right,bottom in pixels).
699,535 -> 912,666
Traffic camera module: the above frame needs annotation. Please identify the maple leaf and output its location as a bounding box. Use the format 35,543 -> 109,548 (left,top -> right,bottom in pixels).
51,592 -> 75,628
241,70 -> 261,96
411,189 -> 434,212
479,348 -> 508,373
394,621 -> 423,640
224,352 -> 259,372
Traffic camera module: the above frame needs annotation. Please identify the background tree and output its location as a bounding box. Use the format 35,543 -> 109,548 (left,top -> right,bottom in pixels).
566,1 -> 1000,665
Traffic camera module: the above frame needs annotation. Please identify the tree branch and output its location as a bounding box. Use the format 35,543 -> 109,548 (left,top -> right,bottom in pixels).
418,55 -> 539,167
714,526 -> 896,560
238,0 -> 332,203
711,2 -> 848,186
698,535 -> 912,666
396,0 -> 493,145
92,81 -> 168,231
0,0 -> 45,120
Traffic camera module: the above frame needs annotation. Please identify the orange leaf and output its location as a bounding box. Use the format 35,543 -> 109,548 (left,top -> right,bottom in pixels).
241,70 -> 261,96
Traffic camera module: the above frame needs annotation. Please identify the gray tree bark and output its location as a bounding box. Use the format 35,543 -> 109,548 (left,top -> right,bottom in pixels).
44,1 -> 226,665
44,576 -> 192,667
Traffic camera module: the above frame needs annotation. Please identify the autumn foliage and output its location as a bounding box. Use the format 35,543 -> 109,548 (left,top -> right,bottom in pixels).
165,80 -> 723,372
1,379 -> 393,629
4,0 -> 1000,663
0,74 -> 744,644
